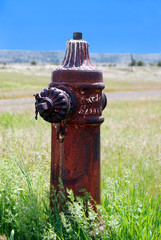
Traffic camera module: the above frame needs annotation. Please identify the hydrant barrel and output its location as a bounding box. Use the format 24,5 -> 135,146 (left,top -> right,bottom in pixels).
49,33 -> 106,204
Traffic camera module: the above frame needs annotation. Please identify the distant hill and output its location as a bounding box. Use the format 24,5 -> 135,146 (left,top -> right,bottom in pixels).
0,50 -> 161,65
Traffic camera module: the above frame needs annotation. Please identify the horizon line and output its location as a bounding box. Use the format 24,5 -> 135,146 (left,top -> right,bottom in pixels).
0,49 -> 161,55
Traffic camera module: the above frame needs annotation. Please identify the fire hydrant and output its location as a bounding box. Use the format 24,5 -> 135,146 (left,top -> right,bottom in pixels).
34,32 -> 107,205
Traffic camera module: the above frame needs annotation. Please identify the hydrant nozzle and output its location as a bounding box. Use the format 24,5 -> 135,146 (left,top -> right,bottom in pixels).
34,87 -> 73,123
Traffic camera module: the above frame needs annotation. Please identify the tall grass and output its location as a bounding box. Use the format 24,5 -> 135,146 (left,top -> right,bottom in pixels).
101,100 -> 161,239
0,99 -> 161,239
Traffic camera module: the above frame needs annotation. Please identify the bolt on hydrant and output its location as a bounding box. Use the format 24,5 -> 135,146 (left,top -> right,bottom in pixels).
34,32 -> 107,206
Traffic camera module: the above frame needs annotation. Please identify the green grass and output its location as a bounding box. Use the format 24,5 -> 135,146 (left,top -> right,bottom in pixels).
104,78 -> 161,92
101,100 -> 161,239
0,72 -> 49,99
0,99 -> 160,239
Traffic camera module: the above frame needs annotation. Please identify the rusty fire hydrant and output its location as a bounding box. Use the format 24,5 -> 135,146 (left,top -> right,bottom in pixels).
34,32 -> 107,205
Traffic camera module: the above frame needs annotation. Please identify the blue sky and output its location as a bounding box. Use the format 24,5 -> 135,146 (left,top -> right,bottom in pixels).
0,0 -> 161,53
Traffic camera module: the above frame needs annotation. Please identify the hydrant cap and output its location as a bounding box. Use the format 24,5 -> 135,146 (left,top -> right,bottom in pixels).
73,32 -> 82,40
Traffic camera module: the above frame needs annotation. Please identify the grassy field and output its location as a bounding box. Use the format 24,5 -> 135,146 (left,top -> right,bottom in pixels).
0,64 -> 161,239
0,72 -> 49,99
0,64 -> 161,99
0,97 -> 161,239
103,66 -> 161,92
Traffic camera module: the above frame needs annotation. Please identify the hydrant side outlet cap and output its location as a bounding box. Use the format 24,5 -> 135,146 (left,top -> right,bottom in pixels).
73,32 -> 82,40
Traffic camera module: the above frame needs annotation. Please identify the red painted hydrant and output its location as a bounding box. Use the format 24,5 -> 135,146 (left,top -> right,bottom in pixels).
34,32 -> 107,205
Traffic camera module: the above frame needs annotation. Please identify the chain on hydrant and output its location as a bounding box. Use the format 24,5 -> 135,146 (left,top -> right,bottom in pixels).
34,32 -> 107,207
53,122 -> 66,142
